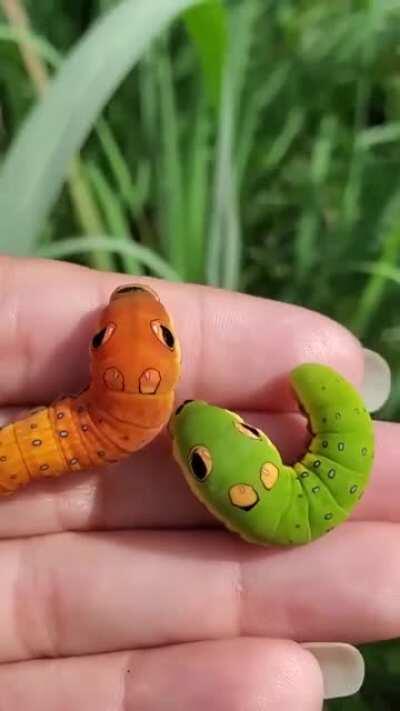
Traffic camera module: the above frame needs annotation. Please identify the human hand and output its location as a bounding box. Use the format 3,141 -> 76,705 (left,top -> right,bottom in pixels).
0,256 -> 396,710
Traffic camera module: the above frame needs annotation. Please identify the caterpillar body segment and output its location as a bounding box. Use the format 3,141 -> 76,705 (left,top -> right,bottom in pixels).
170,363 -> 374,546
0,285 -> 181,495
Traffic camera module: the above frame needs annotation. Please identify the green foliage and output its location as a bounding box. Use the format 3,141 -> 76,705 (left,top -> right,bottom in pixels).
0,0 -> 197,260
1,2 -> 400,705
183,0 -> 227,109
327,639 -> 400,710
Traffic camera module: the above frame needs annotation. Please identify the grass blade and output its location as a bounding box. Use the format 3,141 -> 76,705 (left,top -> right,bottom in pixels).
350,191 -> 400,335
236,62 -> 290,188
207,0 -> 261,289
157,38 -> 186,276
67,159 -> 115,271
0,0 -> 196,257
86,161 -> 142,275
183,0 -> 228,110
37,236 -> 181,282
185,101 -> 211,283
264,107 -> 305,170
95,119 -> 145,216
0,23 -> 61,67
294,115 -> 336,284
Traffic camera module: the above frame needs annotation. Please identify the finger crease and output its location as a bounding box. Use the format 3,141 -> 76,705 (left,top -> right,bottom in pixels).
232,556 -> 246,638
14,538 -> 63,659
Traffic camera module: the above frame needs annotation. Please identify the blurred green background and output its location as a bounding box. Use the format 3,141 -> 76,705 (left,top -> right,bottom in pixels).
0,0 -> 399,707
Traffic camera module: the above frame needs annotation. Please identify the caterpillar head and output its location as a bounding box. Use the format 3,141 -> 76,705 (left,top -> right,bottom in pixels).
90,284 -> 181,396
170,400 -> 285,542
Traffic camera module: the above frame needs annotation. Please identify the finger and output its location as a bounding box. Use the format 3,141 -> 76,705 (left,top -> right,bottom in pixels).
0,640 -> 323,711
0,410 -> 307,537
0,256 -> 362,408
349,420 -> 398,522
1,523 -> 399,663
0,417 -> 394,538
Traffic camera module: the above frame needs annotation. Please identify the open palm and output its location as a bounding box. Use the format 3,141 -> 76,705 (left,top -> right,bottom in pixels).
0,256 -> 397,711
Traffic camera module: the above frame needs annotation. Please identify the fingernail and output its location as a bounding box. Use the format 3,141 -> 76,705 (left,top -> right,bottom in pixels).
302,643 -> 365,700
361,348 -> 391,413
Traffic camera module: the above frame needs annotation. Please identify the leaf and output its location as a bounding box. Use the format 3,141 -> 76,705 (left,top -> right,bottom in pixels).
0,0 -> 196,257
0,23 -> 61,67
185,100 -> 211,283
183,0 -> 228,109
157,37 -> 186,276
207,0 -> 261,289
37,236 -> 181,282
86,161 -> 141,274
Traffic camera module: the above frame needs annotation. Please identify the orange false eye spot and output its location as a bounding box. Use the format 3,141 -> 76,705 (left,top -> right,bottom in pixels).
91,323 -> 116,349
103,367 -> 125,391
110,284 -> 160,302
139,368 -> 161,394
151,320 -> 176,350
235,421 -> 262,439
260,462 -> 279,490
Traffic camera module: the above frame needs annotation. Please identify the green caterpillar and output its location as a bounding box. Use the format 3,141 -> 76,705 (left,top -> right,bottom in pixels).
170,363 -> 374,546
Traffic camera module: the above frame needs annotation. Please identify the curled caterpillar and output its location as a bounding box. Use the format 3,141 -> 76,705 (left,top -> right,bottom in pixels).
0,284 -> 181,495
170,363 -> 374,545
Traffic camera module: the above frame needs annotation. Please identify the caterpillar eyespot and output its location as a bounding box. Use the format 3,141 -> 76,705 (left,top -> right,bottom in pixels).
170,363 -> 375,546
235,422 -> 262,439
0,285 -> 181,495
91,323 -> 116,349
151,320 -> 176,350
188,446 -> 213,481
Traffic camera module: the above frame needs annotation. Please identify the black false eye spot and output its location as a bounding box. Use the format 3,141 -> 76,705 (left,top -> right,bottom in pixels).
241,501 -> 258,512
235,421 -> 262,439
151,320 -> 176,350
191,452 -> 207,480
189,446 -> 212,482
243,424 -> 261,437
92,328 -> 107,349
116,286 -> 148,296
161,325 -> 175,349
175,400 -> 194,416
111,284 -> 160,301
91,323 -> 116,350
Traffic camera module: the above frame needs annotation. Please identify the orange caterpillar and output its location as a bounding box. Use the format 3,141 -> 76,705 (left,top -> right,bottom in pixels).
0,284 -> 181,495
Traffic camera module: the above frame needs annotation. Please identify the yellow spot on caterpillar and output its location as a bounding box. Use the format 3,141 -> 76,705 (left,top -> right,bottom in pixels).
229,484 -> 259,510
260,462 -> 279,490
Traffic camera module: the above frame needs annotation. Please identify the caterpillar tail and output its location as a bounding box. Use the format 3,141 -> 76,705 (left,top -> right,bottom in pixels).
0,397 -> 117,495
288,363 -> 374,542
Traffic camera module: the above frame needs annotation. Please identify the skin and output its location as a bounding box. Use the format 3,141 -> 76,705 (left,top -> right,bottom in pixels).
171,364 -> 374,545
0,256 -> 399,710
